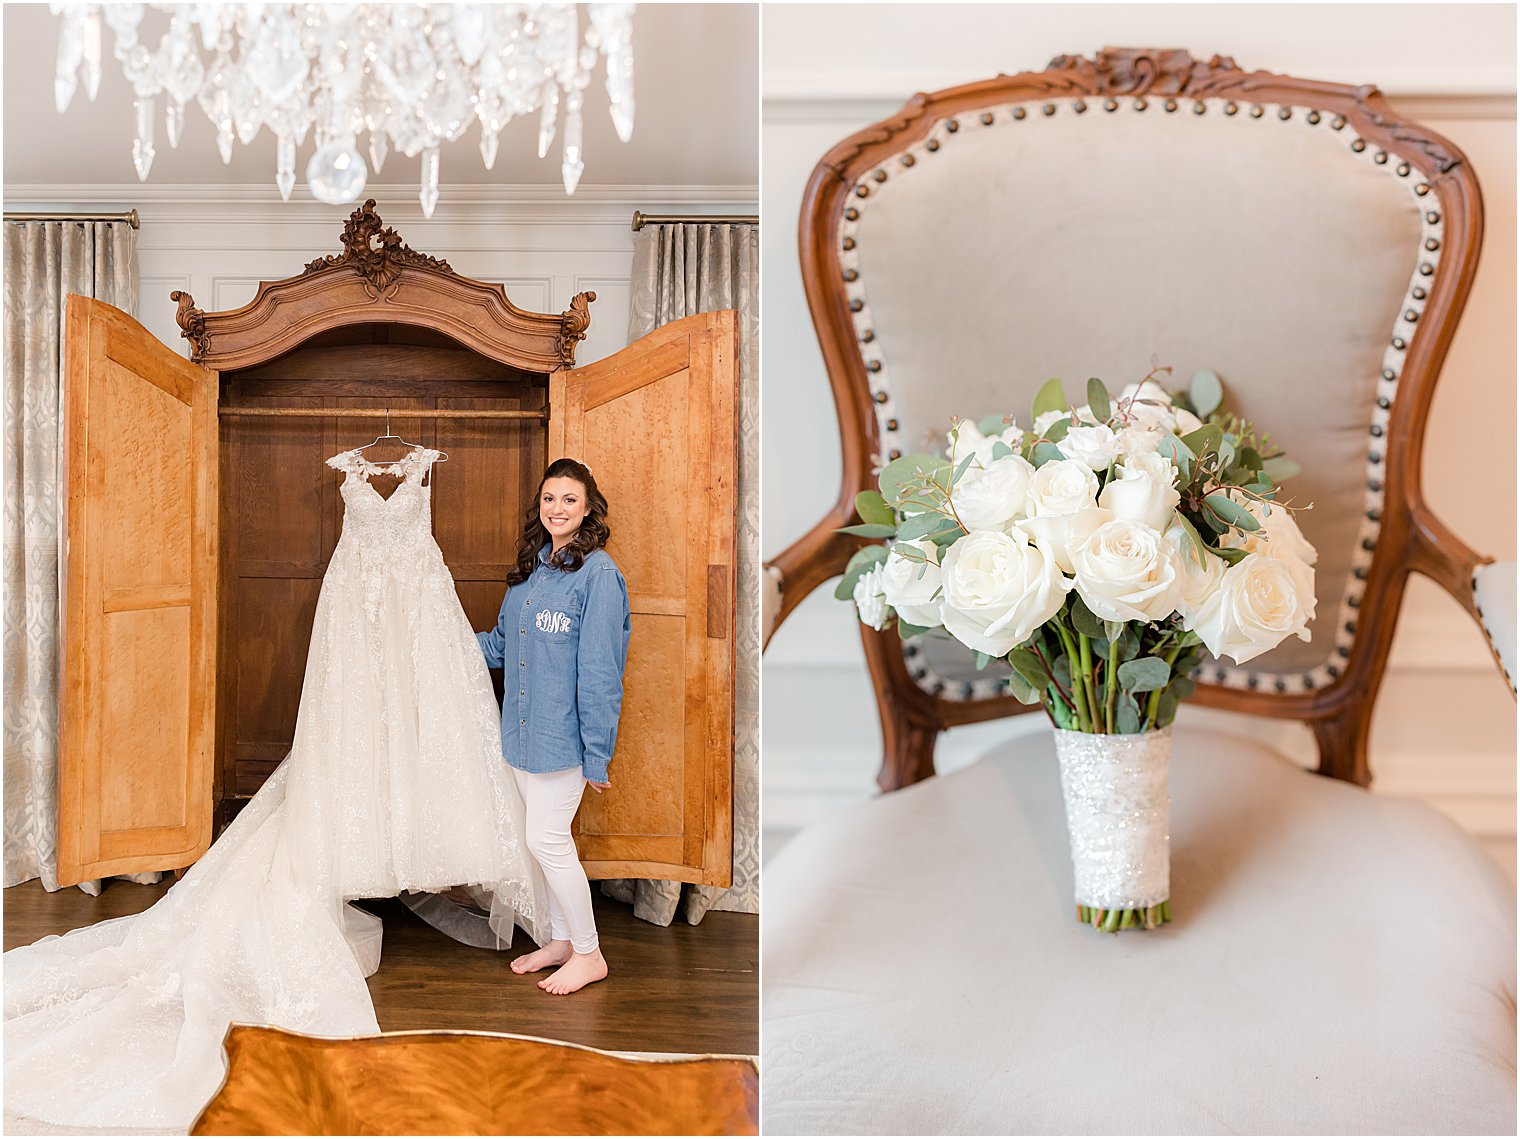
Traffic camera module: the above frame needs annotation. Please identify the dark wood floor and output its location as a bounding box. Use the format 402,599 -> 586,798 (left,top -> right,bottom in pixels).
4,879 -> 757,1056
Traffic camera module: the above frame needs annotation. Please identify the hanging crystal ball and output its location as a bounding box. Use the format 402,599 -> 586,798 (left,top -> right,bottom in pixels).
306,141 -> 369,205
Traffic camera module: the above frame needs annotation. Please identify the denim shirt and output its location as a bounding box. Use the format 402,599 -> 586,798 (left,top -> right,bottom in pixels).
476,545 -> 631,782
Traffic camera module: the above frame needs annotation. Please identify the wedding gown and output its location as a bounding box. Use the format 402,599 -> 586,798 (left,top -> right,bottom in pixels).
4,446 -> 548,1135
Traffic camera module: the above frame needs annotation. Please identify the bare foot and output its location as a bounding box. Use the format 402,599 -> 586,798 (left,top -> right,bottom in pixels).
511,939 -> 572,975
538,948 -> 608,995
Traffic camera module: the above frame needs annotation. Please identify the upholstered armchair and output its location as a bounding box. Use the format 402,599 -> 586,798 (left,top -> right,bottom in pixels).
762,50 -> 1515,1134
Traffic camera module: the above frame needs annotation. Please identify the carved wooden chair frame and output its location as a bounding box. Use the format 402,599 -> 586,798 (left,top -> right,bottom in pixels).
766,48 -> 1494,792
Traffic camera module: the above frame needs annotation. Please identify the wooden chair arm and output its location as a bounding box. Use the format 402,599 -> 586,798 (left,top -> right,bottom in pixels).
1407,503 -> 1513,694
762,497 -> 866,648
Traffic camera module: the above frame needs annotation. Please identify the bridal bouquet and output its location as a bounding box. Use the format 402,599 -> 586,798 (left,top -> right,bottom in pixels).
839,369 -> 1316,932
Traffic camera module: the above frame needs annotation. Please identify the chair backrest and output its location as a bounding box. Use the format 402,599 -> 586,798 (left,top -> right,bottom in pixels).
784,49 -> 1485,789
190,1024 -> 759,1135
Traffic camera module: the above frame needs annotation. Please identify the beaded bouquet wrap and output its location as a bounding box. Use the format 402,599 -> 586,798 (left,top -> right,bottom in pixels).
840,370 -> 1316,932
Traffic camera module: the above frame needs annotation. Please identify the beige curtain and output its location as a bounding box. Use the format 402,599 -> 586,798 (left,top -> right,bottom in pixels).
603,221 -> 759,925
3,220 -> 147,894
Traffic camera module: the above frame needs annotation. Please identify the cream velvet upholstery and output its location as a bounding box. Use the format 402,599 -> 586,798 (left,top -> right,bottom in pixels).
762,728 -> 1517,1135
845,100 -> 1431,694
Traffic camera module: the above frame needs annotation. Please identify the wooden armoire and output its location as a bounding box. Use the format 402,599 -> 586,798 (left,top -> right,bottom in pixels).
58,200 -> 737,892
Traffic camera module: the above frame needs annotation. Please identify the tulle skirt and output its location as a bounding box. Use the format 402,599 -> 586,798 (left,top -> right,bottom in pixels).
4,536 -> 546,1133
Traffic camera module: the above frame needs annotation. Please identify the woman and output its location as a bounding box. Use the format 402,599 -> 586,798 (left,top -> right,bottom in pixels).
477,458 -> 631,996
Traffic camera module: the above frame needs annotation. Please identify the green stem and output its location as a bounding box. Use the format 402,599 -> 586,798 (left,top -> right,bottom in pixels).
1143,642 -> 1188,729
1077,632 -> 1097,734
1052,622 -> 1088,733
1105,635 -> 1119,734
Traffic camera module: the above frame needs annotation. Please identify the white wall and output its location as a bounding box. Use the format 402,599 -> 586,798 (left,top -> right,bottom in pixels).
761,4 -> 1517,873
0,183 -> 756,368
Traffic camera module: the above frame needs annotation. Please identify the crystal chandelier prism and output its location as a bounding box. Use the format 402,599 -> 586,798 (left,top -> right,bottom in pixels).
52,3 -> 637,215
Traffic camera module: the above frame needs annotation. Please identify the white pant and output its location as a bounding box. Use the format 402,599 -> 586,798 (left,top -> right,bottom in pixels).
512,765 -> 598,954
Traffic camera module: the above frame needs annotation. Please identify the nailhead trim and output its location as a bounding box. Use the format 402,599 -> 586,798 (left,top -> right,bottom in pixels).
832,95 -> 1443,700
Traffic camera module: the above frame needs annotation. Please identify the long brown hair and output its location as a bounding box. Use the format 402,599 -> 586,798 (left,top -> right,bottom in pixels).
507,458 -> 611,585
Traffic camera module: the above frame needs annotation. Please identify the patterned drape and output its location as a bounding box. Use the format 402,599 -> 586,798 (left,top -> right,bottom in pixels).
3,220 -> 145,894
603,221 -> 759,924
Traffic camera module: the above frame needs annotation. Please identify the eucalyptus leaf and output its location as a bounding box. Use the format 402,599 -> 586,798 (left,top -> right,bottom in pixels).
896,512 -> 953,542
834,544 -> 889,600
897,619 -> 930,639
1117,696 -> 1141,735
878,453 -> 951,513
953,452 -> 978,485
1069,596 -> 1105,641
854,489 -> 896,527
1262,456 -> 1302,482
977,413 -> 1011,436
1157,433 -> 1194,483
1086,378 -> 1112,422
1216,438 -> 1235,470
1204,492 -> 1260,531
1155,690 -> 1180,727
1045,417 -> 1072,443
1031,376 -> 1068,421
1006,673 -> 1041,705
1168,676 -> 1197,700
1118,656 -> 1171,692
1174,513 -> 1211,567
1236,447 -> 1262,475
837,523 -> 899,539
1181,424 -> 1223,457
1190,369 -> 1223,417
1008,649 -> 1050,690
1052,653 -> 1073,692
1117,626 -> 1141,662
1213,544 -> 1249,565
1031,441 -> 1066,468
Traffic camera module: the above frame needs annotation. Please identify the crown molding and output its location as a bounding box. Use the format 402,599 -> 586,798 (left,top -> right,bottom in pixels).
2,183 -> 759,226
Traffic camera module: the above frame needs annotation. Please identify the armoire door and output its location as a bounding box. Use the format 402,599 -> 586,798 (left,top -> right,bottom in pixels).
550,309 -> 738,887
57,296 -> 219,887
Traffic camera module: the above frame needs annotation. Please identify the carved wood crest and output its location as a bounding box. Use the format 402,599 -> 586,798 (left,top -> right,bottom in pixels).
301,199 -> 453,297
170,289 -> 208,361
1045,47 -> 1241,97
558,291 -> 597,366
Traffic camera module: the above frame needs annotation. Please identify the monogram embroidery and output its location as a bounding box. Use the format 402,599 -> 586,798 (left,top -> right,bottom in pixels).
535,609 -> 572,635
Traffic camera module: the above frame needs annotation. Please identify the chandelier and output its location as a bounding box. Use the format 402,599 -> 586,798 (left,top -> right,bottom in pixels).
51,4 -> 637,215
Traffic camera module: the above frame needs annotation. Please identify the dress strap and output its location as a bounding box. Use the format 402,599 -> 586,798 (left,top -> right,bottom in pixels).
324,449 -> 364,475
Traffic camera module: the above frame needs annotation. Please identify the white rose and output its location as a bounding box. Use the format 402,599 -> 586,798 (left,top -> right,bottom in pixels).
1071,518 -> 1183,623
954,454 -> 1036,532
853,565 -> 889,631
1225,495 -> 1318,621
1117,421 -> 1166,458
1060,423 -> 1120,471
1164,521 -> 1225,621
1031,408 -> 1068,437
949,418 -> 1022,468
1235,496 -> 1318,565
1117,379 -> 1175,430
880,539 -> 945,629
1118,449 -> 1177,485
1018,506 -> 1111,574
1026,458 -> 1100,518
939,529 -> 1069,657
1172,407 -> 1204,435
1188,552 -> 1313,664
1099,464 -> 1181,533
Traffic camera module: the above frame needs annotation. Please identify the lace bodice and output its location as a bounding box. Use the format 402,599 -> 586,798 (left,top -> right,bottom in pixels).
325,446 -> 441,545
325,447 -> 444,620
